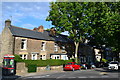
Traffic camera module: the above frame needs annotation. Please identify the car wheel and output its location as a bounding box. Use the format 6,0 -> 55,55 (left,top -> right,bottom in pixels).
72,68 -> 74,71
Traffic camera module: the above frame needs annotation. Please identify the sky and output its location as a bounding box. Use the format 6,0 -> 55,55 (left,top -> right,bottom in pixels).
0,2 -> 52,32
0,0 -> 68,35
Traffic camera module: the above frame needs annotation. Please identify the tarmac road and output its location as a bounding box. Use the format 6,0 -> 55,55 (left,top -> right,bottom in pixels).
2,68 -> 120,80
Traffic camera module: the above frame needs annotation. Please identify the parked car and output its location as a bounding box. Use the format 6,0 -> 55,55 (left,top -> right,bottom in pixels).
108,61 -> 118,70
63,62 -> 81,71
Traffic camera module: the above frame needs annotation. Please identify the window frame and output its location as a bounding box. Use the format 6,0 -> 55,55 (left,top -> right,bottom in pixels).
41,42 -> 46,51
21,39 -> 27,50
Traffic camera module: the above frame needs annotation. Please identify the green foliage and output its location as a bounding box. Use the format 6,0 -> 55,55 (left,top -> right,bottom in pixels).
14,54 -> 24,62
27,64 -> 37,73
15,59 -> 73,67
46,2 -> 120,56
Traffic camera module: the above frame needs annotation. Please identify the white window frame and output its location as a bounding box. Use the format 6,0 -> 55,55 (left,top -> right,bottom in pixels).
51,55 -> 60,59
20,54 -> 27,60
61,46 -> 65,52
21,39 -> 27,50
54,43 -> 58,52
41,42 -> 46,51
31,54 -> 37,60
39,55 -> 46,60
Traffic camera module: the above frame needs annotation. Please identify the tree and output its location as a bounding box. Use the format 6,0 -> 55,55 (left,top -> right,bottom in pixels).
88,2 -> 120,51
46,2 -> 120,63
46,2 -> 95,63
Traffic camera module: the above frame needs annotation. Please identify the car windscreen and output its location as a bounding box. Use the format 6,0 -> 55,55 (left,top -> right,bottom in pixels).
67,63 -> 72,65
110,62 -> 118,64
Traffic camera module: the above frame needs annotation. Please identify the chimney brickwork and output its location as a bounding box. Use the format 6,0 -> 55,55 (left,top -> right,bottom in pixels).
33,25 -> 44,32
5,19 -> 11,27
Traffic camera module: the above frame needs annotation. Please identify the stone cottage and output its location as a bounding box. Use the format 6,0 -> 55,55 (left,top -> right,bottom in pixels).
0,19 -> 74,63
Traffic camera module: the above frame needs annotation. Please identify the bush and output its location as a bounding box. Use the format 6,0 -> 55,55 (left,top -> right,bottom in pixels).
14,54 -> 24,62
28,64 -> 37,73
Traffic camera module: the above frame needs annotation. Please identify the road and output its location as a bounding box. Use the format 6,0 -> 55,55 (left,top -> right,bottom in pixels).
2,68 -> 120,80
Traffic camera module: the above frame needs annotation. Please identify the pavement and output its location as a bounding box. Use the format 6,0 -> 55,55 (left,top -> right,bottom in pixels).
18,68 -> 64,77
0,67 -> 2,80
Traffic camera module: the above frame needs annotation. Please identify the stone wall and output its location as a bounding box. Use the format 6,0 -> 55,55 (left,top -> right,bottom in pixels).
0,34 -> 1,57
14,36 -> 74,60
0,27 -> 14,63
15,62 -> 62,74
16,62 -> 27,75
37,65 -> 63,72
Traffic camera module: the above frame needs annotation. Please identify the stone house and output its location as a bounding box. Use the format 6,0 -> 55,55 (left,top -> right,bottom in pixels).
0,19 -> 74,63
0,34 -> 1,57
78,43 -> 94,63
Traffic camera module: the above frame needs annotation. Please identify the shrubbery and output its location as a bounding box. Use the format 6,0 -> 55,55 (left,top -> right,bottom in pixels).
27,64 -> 37,73
14,54 -> 73,67
14,55 -> 73,72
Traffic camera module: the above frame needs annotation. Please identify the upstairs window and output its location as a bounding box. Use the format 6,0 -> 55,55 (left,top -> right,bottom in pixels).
21,39 -> 27,50
54,43 -> 58,52
62,46 -> 65,52
41,42 -> 46,51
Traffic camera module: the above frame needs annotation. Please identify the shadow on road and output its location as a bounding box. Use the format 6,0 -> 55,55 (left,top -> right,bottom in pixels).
94,67 -> 120,73
2,75 -> 21,80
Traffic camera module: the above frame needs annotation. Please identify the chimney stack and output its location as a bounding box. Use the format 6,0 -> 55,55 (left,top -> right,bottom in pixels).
5,19 -> 11,27
50,27 -> 56,36
38,25 -> 44,32
33,27 -> 38,31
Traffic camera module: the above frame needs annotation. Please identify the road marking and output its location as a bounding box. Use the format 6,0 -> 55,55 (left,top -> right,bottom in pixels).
88,76 -> 98,78
101,76 -> 109,78
100,72 -> 108,75
78,76 -> 87,78
68,77 -> 76,78
46,75 -> 50,77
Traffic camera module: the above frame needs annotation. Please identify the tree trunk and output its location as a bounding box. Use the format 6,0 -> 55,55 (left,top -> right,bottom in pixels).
74,42 -> 79,63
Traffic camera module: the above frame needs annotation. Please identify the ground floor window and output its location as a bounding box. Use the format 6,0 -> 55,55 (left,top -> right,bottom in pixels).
39,55 -> 46,60
50,54 -> 68,60
20,54 -> 27,60
31,54 -> 37,60
61,55 -> 68,60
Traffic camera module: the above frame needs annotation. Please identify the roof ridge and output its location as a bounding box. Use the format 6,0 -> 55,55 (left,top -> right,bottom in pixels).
11,25 -> 38,32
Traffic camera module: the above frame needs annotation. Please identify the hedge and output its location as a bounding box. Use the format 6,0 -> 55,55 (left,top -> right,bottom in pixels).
28,64 -> 37,73
14,54 -> 73,67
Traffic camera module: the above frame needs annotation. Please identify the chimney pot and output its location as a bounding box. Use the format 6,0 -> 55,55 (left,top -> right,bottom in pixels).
5,19 -> 11,27
38,25 -> 44,32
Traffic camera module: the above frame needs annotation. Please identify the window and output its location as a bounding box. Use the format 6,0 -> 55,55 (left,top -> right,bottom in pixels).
40,55 -> 42,59
54,43 -> 58,52
62,46 -> 65,52
31,54 -> 37,60
20,54 -> 27,60
39,55 -> 46,60
21,39 -> 27,50
51,55 -> 60,59
41,42 -> 46,51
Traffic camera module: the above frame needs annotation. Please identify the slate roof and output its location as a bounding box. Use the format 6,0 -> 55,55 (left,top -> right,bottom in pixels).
9,26 -> 73,43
